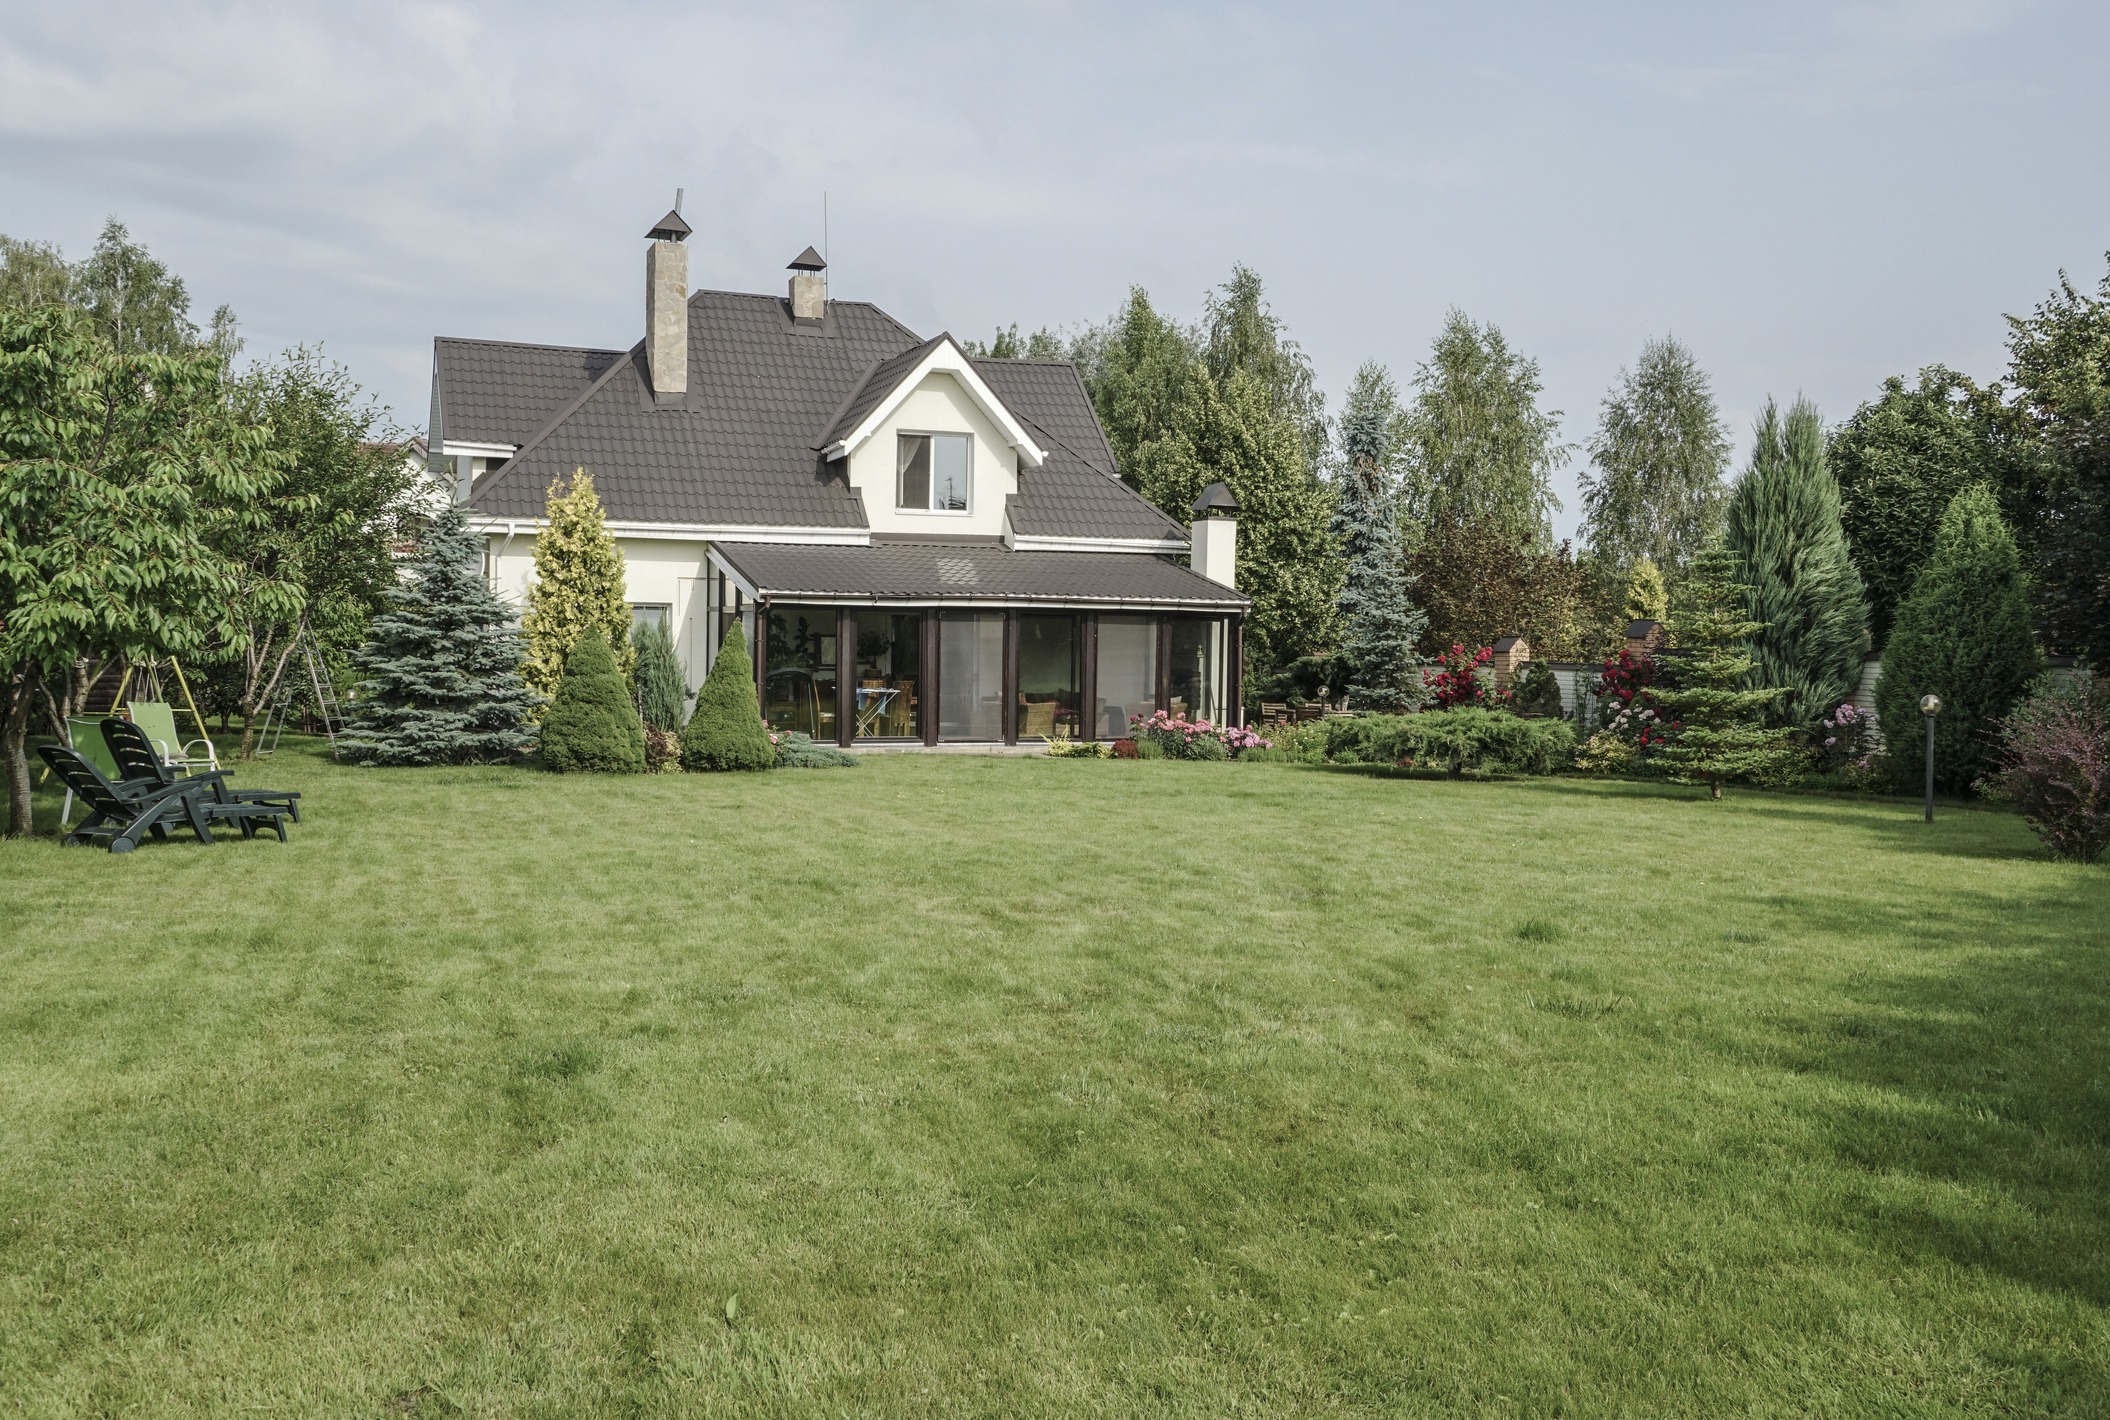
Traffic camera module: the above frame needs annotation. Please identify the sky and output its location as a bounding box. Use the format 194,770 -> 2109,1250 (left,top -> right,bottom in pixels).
3,0 -> 2105,539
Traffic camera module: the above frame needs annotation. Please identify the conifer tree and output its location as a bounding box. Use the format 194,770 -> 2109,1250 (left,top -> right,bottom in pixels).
681,622 -> 774,771
1622,555 -> 1668,624
539,626 -> 647,773
1724,398 -> 1870,729
523,469 -> 631,702
1332,364 -> 1429,710
1876,485 -> 2041,792
340,505 -> 540,766
632,617 -> 689,732
1647,541 -> 1801,799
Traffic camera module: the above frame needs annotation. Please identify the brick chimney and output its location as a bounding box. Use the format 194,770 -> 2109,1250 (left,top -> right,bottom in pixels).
788,246 -> 826,325
644,202 -> 690,405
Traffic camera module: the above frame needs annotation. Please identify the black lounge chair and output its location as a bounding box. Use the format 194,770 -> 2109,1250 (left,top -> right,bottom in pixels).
100,717 -> 301,823
37,745 -> 218,852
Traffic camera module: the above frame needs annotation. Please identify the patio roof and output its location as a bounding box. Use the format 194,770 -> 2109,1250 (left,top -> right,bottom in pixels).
710,539 -> 1248,611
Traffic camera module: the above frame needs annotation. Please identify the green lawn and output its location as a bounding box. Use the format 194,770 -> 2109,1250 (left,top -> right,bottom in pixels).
2,748 -> 2106,1417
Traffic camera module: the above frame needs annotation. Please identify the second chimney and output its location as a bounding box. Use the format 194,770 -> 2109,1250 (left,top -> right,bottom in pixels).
788,246 -> 827,325
645,207 -> 691,404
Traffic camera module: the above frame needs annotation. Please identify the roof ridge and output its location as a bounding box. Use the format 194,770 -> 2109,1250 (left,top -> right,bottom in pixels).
435,335 -> 626,357
467,339 -> 645,512
684,288 -> 922,343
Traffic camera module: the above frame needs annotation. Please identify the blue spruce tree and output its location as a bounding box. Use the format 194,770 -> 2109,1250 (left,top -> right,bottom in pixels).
1333,364 -> 1430,711
340,504 -> 541,765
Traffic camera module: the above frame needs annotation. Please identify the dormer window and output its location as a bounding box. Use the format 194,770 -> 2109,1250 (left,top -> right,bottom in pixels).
897,432 -> 971,512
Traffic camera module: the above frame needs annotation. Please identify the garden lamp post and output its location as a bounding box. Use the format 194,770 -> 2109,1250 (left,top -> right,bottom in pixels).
1919,694 -> 1942,823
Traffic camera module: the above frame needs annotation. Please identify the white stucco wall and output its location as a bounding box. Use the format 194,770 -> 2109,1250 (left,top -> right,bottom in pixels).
843,372 -> 1020,538
485,532 -> 717,687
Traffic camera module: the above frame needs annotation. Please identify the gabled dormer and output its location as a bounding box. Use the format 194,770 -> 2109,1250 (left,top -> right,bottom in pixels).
817,334 -> 1049,539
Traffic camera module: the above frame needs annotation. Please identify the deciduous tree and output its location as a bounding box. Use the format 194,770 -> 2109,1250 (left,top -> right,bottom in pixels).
1829,366 -> 2020,647
0,305 -> 281,834
211,349 -> 418,755
1580,335 -> 1730,578
1398,309 -> 1568,547
2002,256 -> 2110,662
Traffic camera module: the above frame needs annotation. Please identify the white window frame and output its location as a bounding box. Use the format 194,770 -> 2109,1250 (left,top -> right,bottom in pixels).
895,430 -> 974,516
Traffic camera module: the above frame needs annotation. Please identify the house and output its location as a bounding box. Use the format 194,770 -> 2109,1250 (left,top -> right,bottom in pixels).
426,208 -> 1250,747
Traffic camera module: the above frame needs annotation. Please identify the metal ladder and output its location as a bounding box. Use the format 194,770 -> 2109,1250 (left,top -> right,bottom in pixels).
258,624 -> 346,759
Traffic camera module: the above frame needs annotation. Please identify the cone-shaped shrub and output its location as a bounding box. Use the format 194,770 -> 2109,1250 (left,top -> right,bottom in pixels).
540,626 -> 647,773
1876,484 -> 2041,792
682,622 -> 774,771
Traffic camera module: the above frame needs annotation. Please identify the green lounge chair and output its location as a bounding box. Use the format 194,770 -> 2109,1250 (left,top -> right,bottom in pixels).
101,718 -> 301,824
126,700 -> 219,774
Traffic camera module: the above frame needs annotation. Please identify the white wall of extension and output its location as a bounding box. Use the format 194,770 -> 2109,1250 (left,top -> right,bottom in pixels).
484,533 -> 715,686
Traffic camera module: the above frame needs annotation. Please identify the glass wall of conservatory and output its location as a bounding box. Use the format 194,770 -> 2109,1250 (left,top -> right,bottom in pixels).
1094,614 -> 1158,738
1017,614 -> 1082,740
764,604 -> 840,741
939,612 -> 1005,741
850,609 -> 921,739
1168,616 -> 1228,724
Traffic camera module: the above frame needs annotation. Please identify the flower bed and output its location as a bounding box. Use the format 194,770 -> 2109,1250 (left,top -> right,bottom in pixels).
1128,710 -> 1271,761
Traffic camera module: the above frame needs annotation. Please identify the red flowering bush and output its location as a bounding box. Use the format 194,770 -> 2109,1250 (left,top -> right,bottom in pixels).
1425,644 -> 1506,708
1989,681 -> 2110,862
1592,649 -> 1666,749
1110,738 -> 1139,760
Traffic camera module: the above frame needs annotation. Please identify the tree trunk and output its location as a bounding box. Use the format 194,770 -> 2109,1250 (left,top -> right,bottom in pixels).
235,626 -> 298,760
1710,779 -> 1723,801
3,670 -> 38,838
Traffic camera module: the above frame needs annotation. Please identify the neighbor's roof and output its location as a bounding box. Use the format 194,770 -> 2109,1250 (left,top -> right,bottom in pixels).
439,290 -> 1183,541
712,539 -> 1247,609
434,339 -> 627,449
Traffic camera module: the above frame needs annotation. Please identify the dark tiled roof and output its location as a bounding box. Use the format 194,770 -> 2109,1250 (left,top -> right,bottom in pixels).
816,335 -> 944,451
976,359 -> 1187,542
467,293 -> 919,526
450,293 -> 1185,542
714,539 -> 1246,609
435,338 -> 626,448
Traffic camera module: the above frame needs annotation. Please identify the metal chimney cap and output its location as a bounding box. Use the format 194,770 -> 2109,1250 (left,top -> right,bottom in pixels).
646,209 -> 692,241
1192,481 -> 1240,517
788,245 -> 827,271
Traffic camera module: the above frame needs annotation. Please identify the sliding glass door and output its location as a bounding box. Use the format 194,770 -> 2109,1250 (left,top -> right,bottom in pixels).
1095,615 -> 1157,739
1018,614 -> 1081,740
939,612 -> 1004,740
